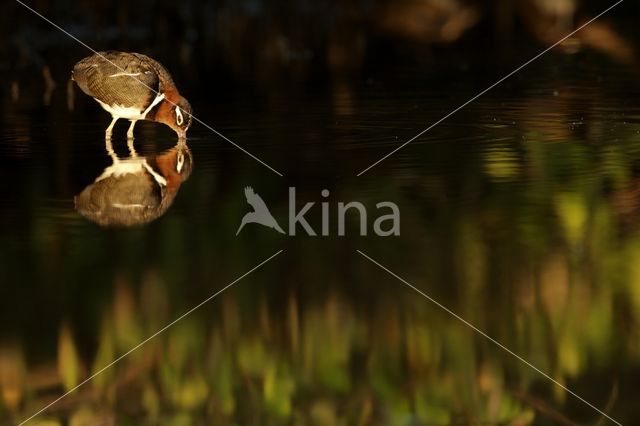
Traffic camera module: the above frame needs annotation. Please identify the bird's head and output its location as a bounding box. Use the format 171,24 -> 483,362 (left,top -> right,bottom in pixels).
174,143 -> 193,181
156,95 -> 192,138
154,143 -> 193,184
173,96 -> 193,138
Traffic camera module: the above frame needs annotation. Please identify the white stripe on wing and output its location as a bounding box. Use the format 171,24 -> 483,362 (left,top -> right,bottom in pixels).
109,72 -> 142,77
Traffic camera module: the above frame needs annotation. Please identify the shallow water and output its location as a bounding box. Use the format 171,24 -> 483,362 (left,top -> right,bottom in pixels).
2,49 -> 640,425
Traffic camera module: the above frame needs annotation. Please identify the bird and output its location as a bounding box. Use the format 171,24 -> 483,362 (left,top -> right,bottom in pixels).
75,137 -> 193,227
236,187 -> 285,235
72,51 -> 192,139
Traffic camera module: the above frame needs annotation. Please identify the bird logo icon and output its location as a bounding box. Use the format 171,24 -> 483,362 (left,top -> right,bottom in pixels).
236,187 -> 285,235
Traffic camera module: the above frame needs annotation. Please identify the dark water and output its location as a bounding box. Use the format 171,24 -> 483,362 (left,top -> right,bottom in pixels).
2,49 -> 640,425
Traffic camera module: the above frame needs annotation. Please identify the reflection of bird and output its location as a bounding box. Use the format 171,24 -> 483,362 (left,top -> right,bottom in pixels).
72,51 -> 192,139
75,138 -> 193,227
236,187 -> 285,235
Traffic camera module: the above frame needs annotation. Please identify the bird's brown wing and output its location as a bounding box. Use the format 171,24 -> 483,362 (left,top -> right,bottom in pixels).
72,51 -> 160,110
75,172 -> 163,226
130,52 -> 177,92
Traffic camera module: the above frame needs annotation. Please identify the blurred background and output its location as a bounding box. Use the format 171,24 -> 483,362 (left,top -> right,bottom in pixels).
2,0 -> 639,104
2,0 -> 640,425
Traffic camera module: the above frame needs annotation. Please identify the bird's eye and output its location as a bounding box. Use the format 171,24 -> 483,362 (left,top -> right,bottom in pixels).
175,107 -> 184,126
177,152 -> 185,172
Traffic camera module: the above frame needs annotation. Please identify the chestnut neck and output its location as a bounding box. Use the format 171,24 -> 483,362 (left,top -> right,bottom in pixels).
152,101 -> 172,126
150,88 -> 181,132
154,150 -> 183,191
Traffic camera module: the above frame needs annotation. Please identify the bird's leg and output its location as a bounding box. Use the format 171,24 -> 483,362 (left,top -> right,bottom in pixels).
105,117 -> 118,138
127,136 -> 139,158
104,133 -> 118,163
126,120 -> 137,140
126,120 -> 139,157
